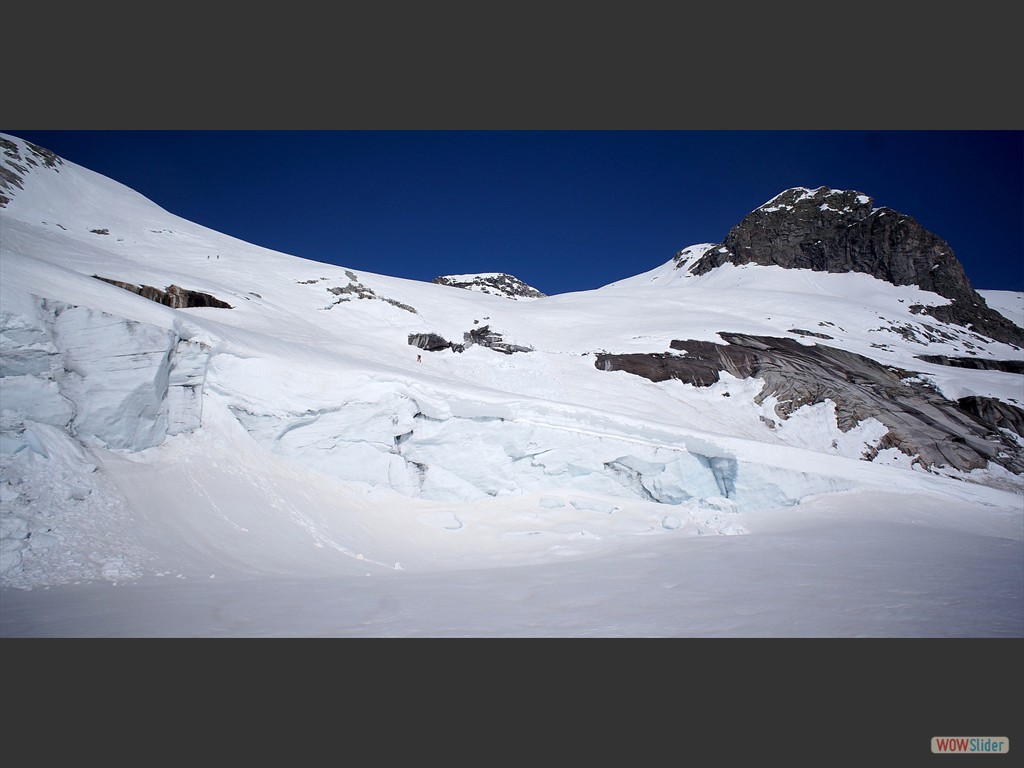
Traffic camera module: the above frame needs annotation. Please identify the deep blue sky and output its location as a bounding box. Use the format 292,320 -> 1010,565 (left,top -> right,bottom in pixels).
5,130 -> 1022,294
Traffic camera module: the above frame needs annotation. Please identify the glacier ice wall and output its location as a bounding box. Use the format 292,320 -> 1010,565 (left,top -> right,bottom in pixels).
226,389 -> 854,511
1,300 -> 211,455
1,300 -> 212,578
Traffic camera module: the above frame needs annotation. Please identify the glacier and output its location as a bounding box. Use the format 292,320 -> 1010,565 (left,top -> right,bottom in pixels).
0,132 -> 1020,638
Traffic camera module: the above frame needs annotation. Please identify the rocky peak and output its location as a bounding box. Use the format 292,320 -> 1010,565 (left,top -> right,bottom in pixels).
688,186 -> 1024,347
432,273 -> 545,300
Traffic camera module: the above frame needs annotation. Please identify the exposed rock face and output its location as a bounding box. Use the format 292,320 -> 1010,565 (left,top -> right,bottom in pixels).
596,333 -> 1024,474
0,137 -> 62,208
319,271 -> 417,313
93,276 -> 232,309
408,324 -> 533,355
689,187 -> 1024,348
433,273 -> 545,300
463,324 -> 534,354
408,333 -> 462,353
956,396 -> 1024,437
296,273 -> 417,312
914,354 -> 1024,373
407,325 -> 536,354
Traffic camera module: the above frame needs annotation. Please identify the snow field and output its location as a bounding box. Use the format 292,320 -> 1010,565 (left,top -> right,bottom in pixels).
1,133 -> 1020,637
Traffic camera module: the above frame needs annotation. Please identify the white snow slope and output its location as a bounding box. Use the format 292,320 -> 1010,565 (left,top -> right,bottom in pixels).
1,134 -> 1021,637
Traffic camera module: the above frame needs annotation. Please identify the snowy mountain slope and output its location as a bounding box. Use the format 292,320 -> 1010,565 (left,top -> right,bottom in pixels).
979,289 -> 1024,328
1,133 -> 1021,637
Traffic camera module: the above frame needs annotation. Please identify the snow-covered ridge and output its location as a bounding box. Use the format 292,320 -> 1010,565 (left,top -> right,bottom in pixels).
432,272 -> 545,300
758,185 -> 872,213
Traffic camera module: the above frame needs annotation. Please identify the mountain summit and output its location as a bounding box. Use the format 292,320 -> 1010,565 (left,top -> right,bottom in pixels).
688,186 -> 1023,347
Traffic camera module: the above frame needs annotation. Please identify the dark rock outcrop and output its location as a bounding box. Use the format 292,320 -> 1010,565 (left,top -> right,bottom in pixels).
408,324 -> 533,355
94,276 -> 233,309
689,187 -> 1024,348
409,333 -> 464,353
1,137 -> 63,207
463,324 -> 533,354
956,396 -> 1024,437
914,354 -> 1024,374
433,273 -> 545,300
596,333 -> 1024,475
322,273 -> 417,313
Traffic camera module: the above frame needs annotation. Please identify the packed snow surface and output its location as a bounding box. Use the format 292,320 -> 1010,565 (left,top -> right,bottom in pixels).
1,134 -> 1021,636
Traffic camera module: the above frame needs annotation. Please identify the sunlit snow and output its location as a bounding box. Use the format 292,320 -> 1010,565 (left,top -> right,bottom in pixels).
1,134 -> 1021,637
